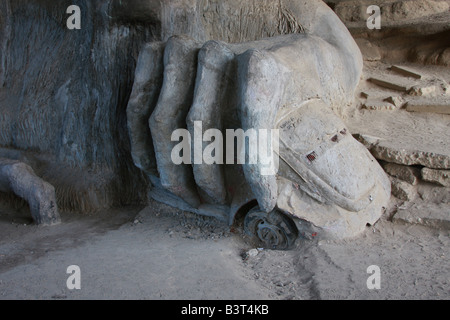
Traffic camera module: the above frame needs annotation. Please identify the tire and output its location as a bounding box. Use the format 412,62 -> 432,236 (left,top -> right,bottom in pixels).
244,207 -> 298,250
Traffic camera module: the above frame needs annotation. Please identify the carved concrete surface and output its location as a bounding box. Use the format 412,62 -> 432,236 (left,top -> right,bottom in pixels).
126,0 -> 391,247
0,158 -> 60,226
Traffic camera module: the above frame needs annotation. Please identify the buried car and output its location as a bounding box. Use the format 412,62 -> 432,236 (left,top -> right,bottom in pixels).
125,1 -> 391,250
146,98 -> 391,250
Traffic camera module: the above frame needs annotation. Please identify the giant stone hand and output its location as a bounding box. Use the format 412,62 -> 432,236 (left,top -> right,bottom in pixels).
124,0 -> 390,248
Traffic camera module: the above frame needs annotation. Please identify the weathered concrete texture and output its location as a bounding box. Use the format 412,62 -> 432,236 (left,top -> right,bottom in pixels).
275,100 -> 391,240
391,65 -> 423,79
393,202 -> 450,230
362,100 -> 396,111
353,131 -> 449,170
368,76 -> 412,92
390,177 -> 417,201
0,158 -> 60,225
384,96 -> 404,108
383,162 -> 421,186
0,0 -> 152,213
158,0 -> 308,43
408,85 -> 437,97
417,183 -> 450,204
330,0 -> 450,67
122,1 -> 395,242
330,0 -> 450,25
351,60 -> 450,177
358,93 -> 404,108
371,145 -> 450,170
149,35 -> 203,208
186,40 -> 235,205
129,0 -> 365,215
405,99 -> 450,115
127,42 -> 166,176
421,168 -> 450,187
0,147 -> 146,214
355,38 -> 381,62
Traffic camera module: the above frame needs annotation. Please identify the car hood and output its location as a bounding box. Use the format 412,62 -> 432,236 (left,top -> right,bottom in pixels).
275,100 -> 386,212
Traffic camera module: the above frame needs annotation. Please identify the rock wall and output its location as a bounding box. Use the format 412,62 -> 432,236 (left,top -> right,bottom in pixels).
0,0 -> 154,212
327,0 -> 450,66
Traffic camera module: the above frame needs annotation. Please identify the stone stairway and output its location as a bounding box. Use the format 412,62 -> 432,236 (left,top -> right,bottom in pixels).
326,1 -> 450,229
347,59 -> 449,229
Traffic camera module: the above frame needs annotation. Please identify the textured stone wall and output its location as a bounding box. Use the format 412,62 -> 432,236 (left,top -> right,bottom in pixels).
0,0 -> 154,211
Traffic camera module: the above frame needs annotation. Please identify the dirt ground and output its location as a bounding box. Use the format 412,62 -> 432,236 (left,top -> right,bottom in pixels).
0,195 -> 448,300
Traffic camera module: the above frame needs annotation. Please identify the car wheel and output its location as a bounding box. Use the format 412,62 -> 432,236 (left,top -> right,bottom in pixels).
244,207 -> 298,250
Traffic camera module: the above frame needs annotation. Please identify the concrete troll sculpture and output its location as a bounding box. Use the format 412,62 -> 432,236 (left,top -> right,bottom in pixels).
0,0 -> 390,243
124,0 -> 391,249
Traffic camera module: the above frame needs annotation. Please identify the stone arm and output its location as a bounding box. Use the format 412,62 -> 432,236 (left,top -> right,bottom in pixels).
0,158 -> 60,225
126,0 -> 363,212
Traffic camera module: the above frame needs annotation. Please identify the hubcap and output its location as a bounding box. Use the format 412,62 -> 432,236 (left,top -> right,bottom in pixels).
256,220 -> 285,248
244,208 -> 298,250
